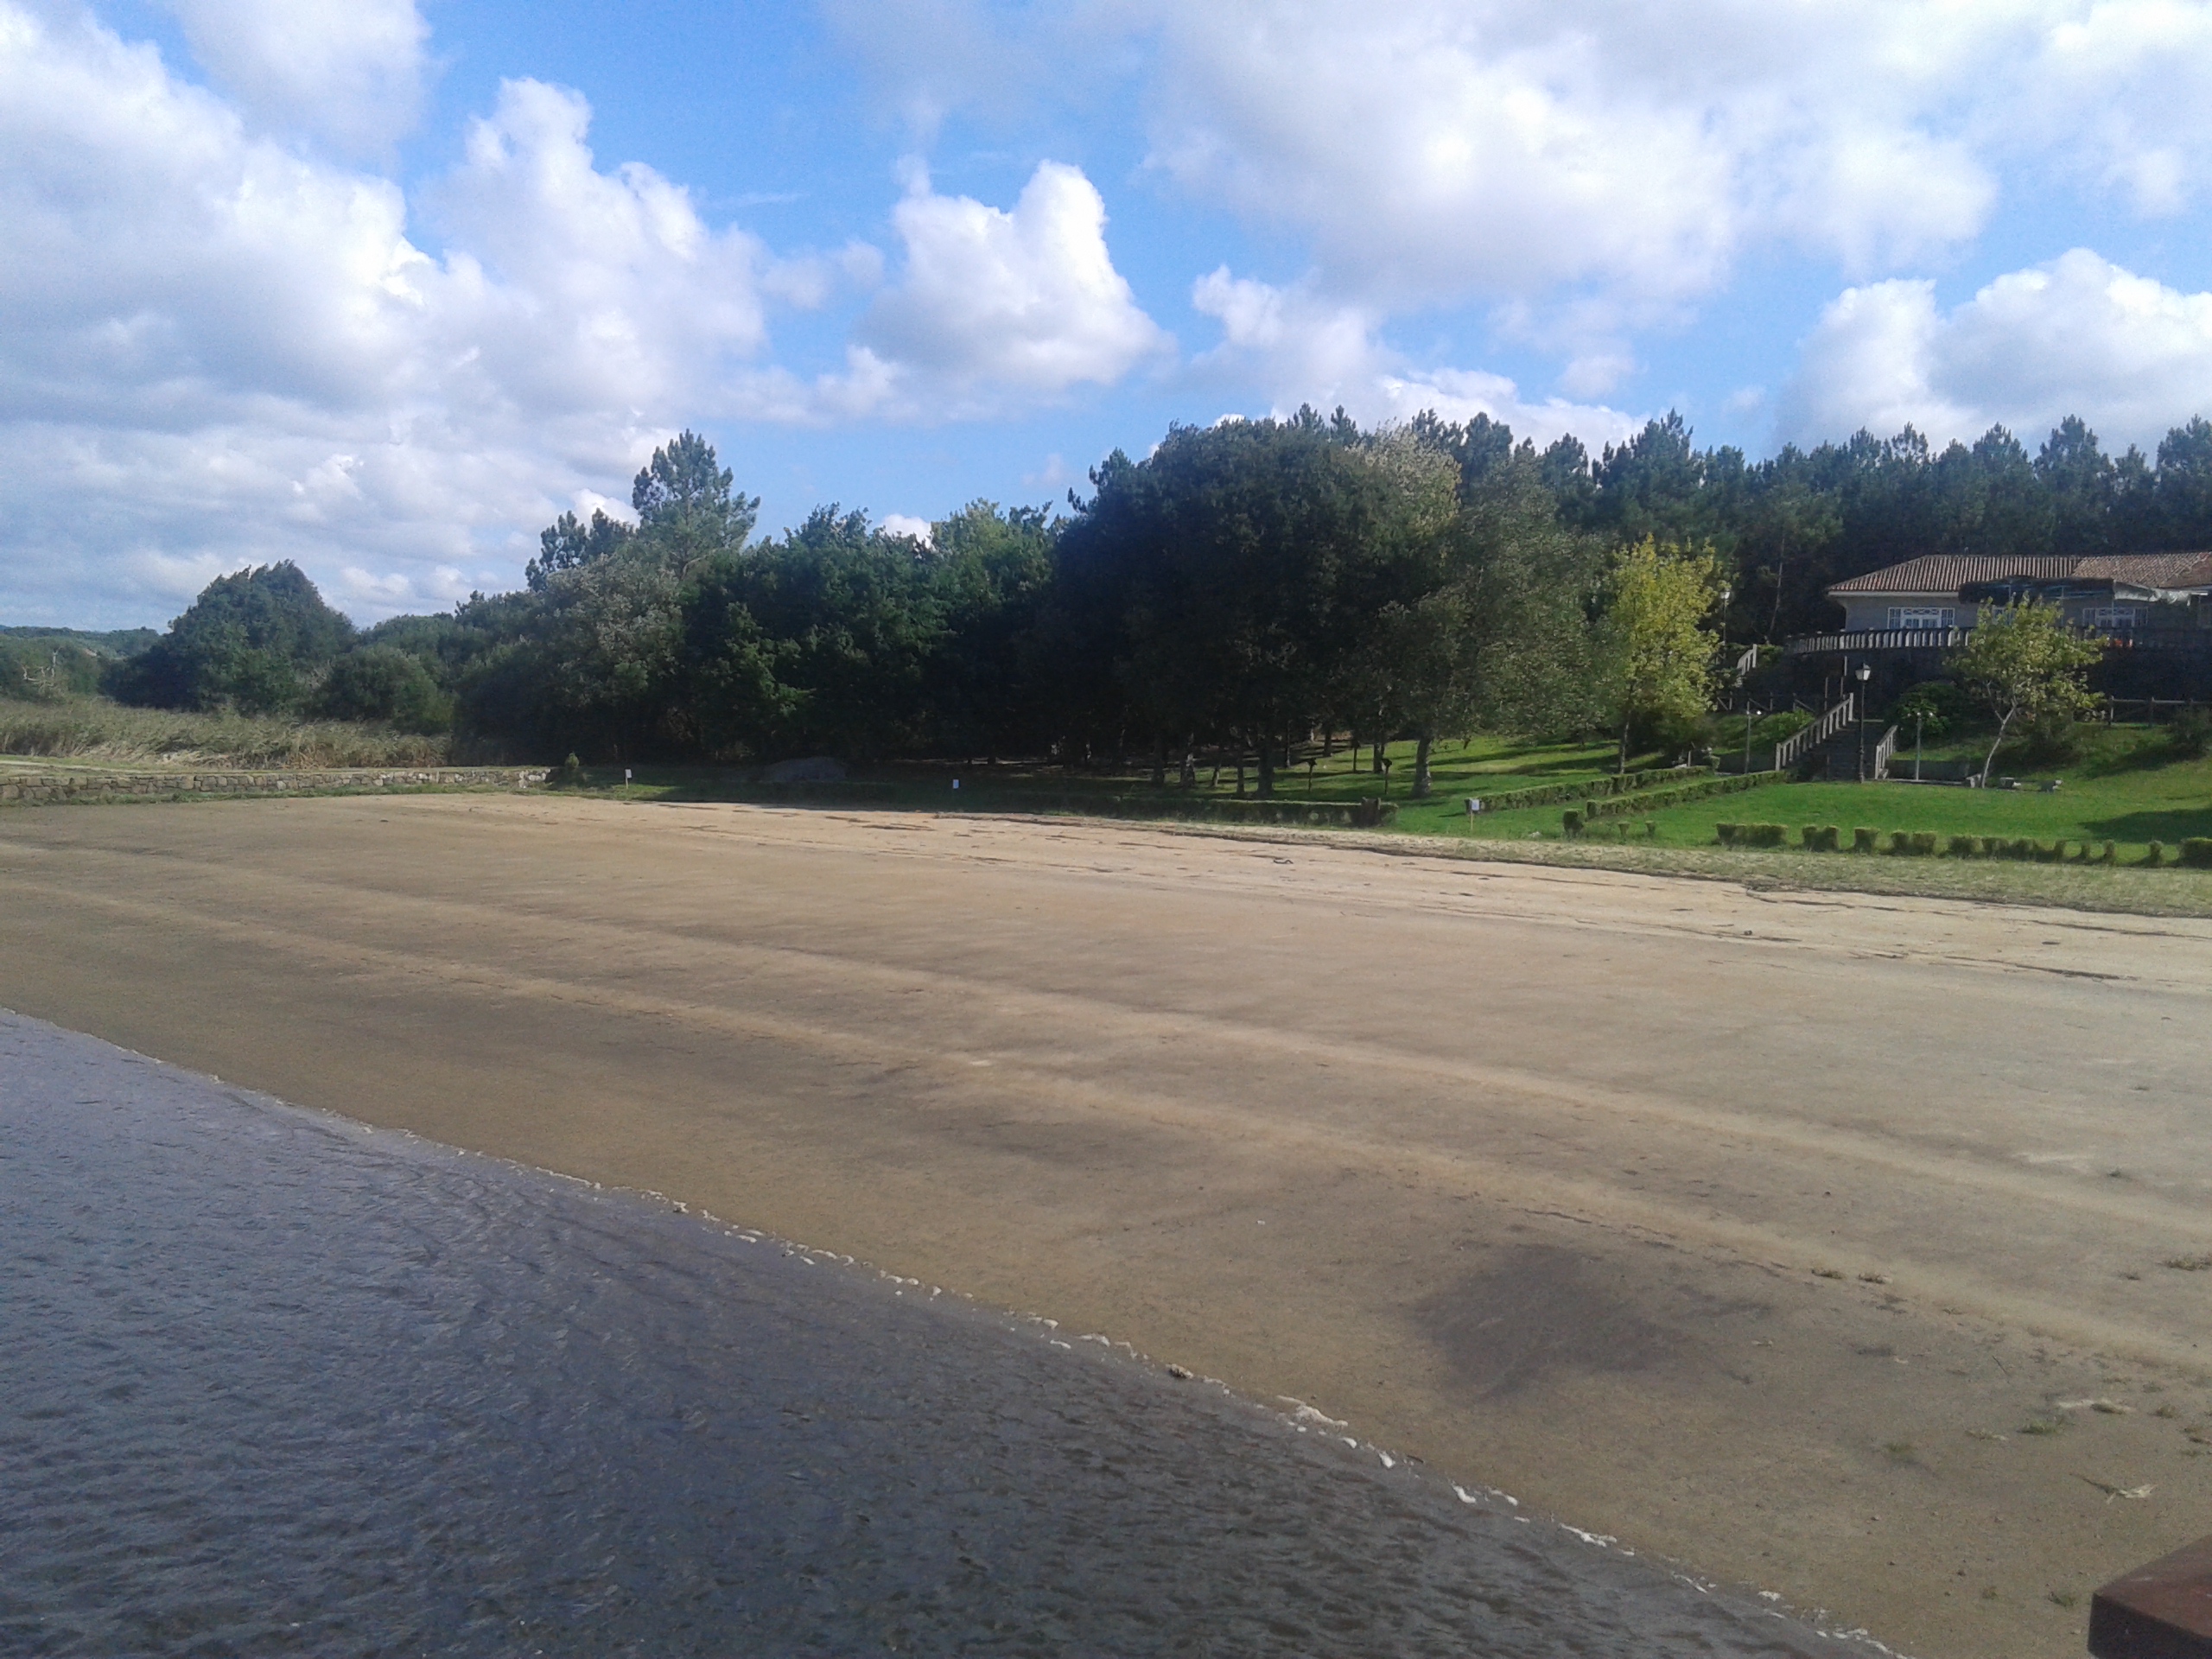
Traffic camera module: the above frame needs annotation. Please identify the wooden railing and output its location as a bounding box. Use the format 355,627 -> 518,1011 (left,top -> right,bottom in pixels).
1872,724 -> 1898,781
1773,694 -> 1854,772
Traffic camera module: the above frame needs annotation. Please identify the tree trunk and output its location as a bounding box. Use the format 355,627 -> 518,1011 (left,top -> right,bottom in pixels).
1149,733 -> 1166,788
1978,705 -> 2018,787
1413,733 -> 1433,798
1618,715 -> 1632,775
1256,736 -> 1274,798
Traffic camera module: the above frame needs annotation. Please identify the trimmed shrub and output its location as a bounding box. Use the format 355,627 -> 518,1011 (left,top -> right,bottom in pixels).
1738,822 -> 1788,848
2101,840 -> 2118,863
2178,837 -> 2212,868
1907,831 -> 1939,857
1475,766 -> 1712,814
2146,840 -> 2165,868
1947,834 -> 1978,858
1852,826 -> 1879,854
1563,809 -> 1584,837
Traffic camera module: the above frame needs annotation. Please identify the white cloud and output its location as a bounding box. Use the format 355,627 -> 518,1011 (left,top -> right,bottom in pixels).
848,0 -> 2212,358
848,162 -> 1170,418
1778,250 -> 2212,450
1190,269 -> 1638,449
879,512 -> 934,543
0,6 -> 870,624
162,0 -> 429,154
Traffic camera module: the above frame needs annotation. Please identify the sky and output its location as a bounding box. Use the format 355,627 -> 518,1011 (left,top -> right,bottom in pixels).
10,1 -> 2212,627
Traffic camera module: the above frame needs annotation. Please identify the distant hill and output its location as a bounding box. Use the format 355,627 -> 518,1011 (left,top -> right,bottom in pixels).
0,625 -> 159,657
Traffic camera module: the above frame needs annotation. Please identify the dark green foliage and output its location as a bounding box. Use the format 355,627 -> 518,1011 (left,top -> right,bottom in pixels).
2178,837 -> 2212,868
311,646 -> 451,731
1578,768 -> 1779,819
1715,821 -> 1788,848
0,637 -> 106,702
2146,841 -> 2165,867
108,562 -> 353,714
2168,707 -> 2212,760
1948,834 -> 1979,858
525,509 -> 632,591
1562,809 -> 1584,836
1852,826 -> 1879,853
117,404 -> 2212,766
2006,709 -> 2087,766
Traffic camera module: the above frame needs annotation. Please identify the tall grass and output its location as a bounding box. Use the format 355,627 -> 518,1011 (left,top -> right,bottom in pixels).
0,697 -> 449,770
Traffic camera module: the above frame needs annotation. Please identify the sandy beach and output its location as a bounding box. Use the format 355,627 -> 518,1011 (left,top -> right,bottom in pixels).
4,794 -> 2210,1657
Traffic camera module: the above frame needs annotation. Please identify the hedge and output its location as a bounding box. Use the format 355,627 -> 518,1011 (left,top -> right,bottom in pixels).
1580,768 -> 1788,821
1475,766 -> 1709,813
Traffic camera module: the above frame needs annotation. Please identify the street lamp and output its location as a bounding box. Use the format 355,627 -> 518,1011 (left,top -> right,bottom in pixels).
1854,660 -> 1872,783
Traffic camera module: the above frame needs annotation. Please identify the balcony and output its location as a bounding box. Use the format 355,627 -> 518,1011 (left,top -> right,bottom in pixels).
1783,626 -> 2212,658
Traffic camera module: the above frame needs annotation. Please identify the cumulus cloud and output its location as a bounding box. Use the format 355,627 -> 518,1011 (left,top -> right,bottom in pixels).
1778,250 -> 2212,450
0,0 -> 851,623
162,0 -> 429,154
843,0 -> 2212,358
0,5 -> 1177,624
1190,269 -> 1638,449
847,162 -> 1170,418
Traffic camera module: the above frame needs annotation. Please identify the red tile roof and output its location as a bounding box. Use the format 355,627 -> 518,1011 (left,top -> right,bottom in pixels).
1827,552 -> 2212,594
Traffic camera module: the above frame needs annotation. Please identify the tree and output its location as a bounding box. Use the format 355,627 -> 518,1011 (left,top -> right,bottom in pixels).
1591,537 -> 1725,772
110,561 -> 354,714
1055,412 -> 1433,794
632,429 -> 760,570
1949,601 -> 2103,785
525,508 -> 632,590
312,645 -> 452,731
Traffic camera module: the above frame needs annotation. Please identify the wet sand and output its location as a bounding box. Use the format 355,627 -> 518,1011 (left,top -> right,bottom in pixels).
4,793 -> 2210,1657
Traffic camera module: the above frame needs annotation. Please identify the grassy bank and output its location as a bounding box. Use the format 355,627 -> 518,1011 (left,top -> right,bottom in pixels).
0,697 -> 449,770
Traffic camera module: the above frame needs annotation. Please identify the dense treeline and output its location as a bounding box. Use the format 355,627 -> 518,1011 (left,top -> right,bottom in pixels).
103,406 -> 2212,785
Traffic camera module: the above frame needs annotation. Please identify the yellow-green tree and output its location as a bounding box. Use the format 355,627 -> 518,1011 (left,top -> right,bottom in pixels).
1950,600 -> 2102,785
1592,537 -> 1726,773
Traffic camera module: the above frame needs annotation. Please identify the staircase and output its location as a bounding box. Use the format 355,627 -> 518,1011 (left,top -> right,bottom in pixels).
1811,716 -> 1898,781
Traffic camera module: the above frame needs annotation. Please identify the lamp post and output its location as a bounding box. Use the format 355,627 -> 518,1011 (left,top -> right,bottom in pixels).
1854,660 -> 1872,783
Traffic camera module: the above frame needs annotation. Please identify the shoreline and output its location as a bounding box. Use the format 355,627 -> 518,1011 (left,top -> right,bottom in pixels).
4,794 -> 2209,1656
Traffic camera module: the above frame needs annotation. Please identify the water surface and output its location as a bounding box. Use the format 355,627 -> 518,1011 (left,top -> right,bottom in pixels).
1,1013 -> 1845,1656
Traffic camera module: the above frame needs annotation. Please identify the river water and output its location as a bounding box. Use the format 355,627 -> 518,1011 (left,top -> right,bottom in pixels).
2,1012 -> 1853,1657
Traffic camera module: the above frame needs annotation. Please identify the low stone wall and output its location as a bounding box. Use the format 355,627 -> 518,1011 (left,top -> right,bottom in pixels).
0,766 -> 546,806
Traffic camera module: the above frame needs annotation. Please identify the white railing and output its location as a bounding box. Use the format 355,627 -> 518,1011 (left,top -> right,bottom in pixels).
1872,724 -> 1897,781
1783,628 -> 1967,657
1773,694 -> 1854,772
1733,643 -> 1760,677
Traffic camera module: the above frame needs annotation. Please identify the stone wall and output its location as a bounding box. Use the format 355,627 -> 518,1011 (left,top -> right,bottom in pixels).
0,766 -> 546,807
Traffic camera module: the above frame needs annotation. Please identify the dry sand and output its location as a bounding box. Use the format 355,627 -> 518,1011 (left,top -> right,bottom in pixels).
4,793 -> 2211,1657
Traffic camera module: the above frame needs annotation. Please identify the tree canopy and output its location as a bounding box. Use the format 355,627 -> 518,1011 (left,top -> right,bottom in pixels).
103,406 -> 2212,767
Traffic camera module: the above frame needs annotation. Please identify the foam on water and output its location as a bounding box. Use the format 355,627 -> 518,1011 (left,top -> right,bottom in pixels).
0,1013 -> 1845,1656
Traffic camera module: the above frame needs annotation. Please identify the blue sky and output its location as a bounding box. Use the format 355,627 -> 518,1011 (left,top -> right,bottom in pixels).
10,0 -> 2212,626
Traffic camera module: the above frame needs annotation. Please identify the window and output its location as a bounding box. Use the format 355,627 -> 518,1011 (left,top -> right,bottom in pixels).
1886,606 -> 1955,630
2083,606 -> 2138,631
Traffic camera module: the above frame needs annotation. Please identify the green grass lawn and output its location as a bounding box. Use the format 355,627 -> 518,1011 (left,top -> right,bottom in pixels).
1444,725 -> 2212,860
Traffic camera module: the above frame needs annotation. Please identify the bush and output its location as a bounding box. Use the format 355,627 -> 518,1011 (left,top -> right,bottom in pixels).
2005,709 -> 2087,766
2180,837 -> 2212,868
2101,840 -> 2117,863
1721,822 -> 1789,848
311,646 -> 452,732
1563,810 -> 1585,837
1947,834 -> 1977,858
1848,826 -> 1877,854
2169,707 -> 2212,760
2145,840 -> 2165,868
